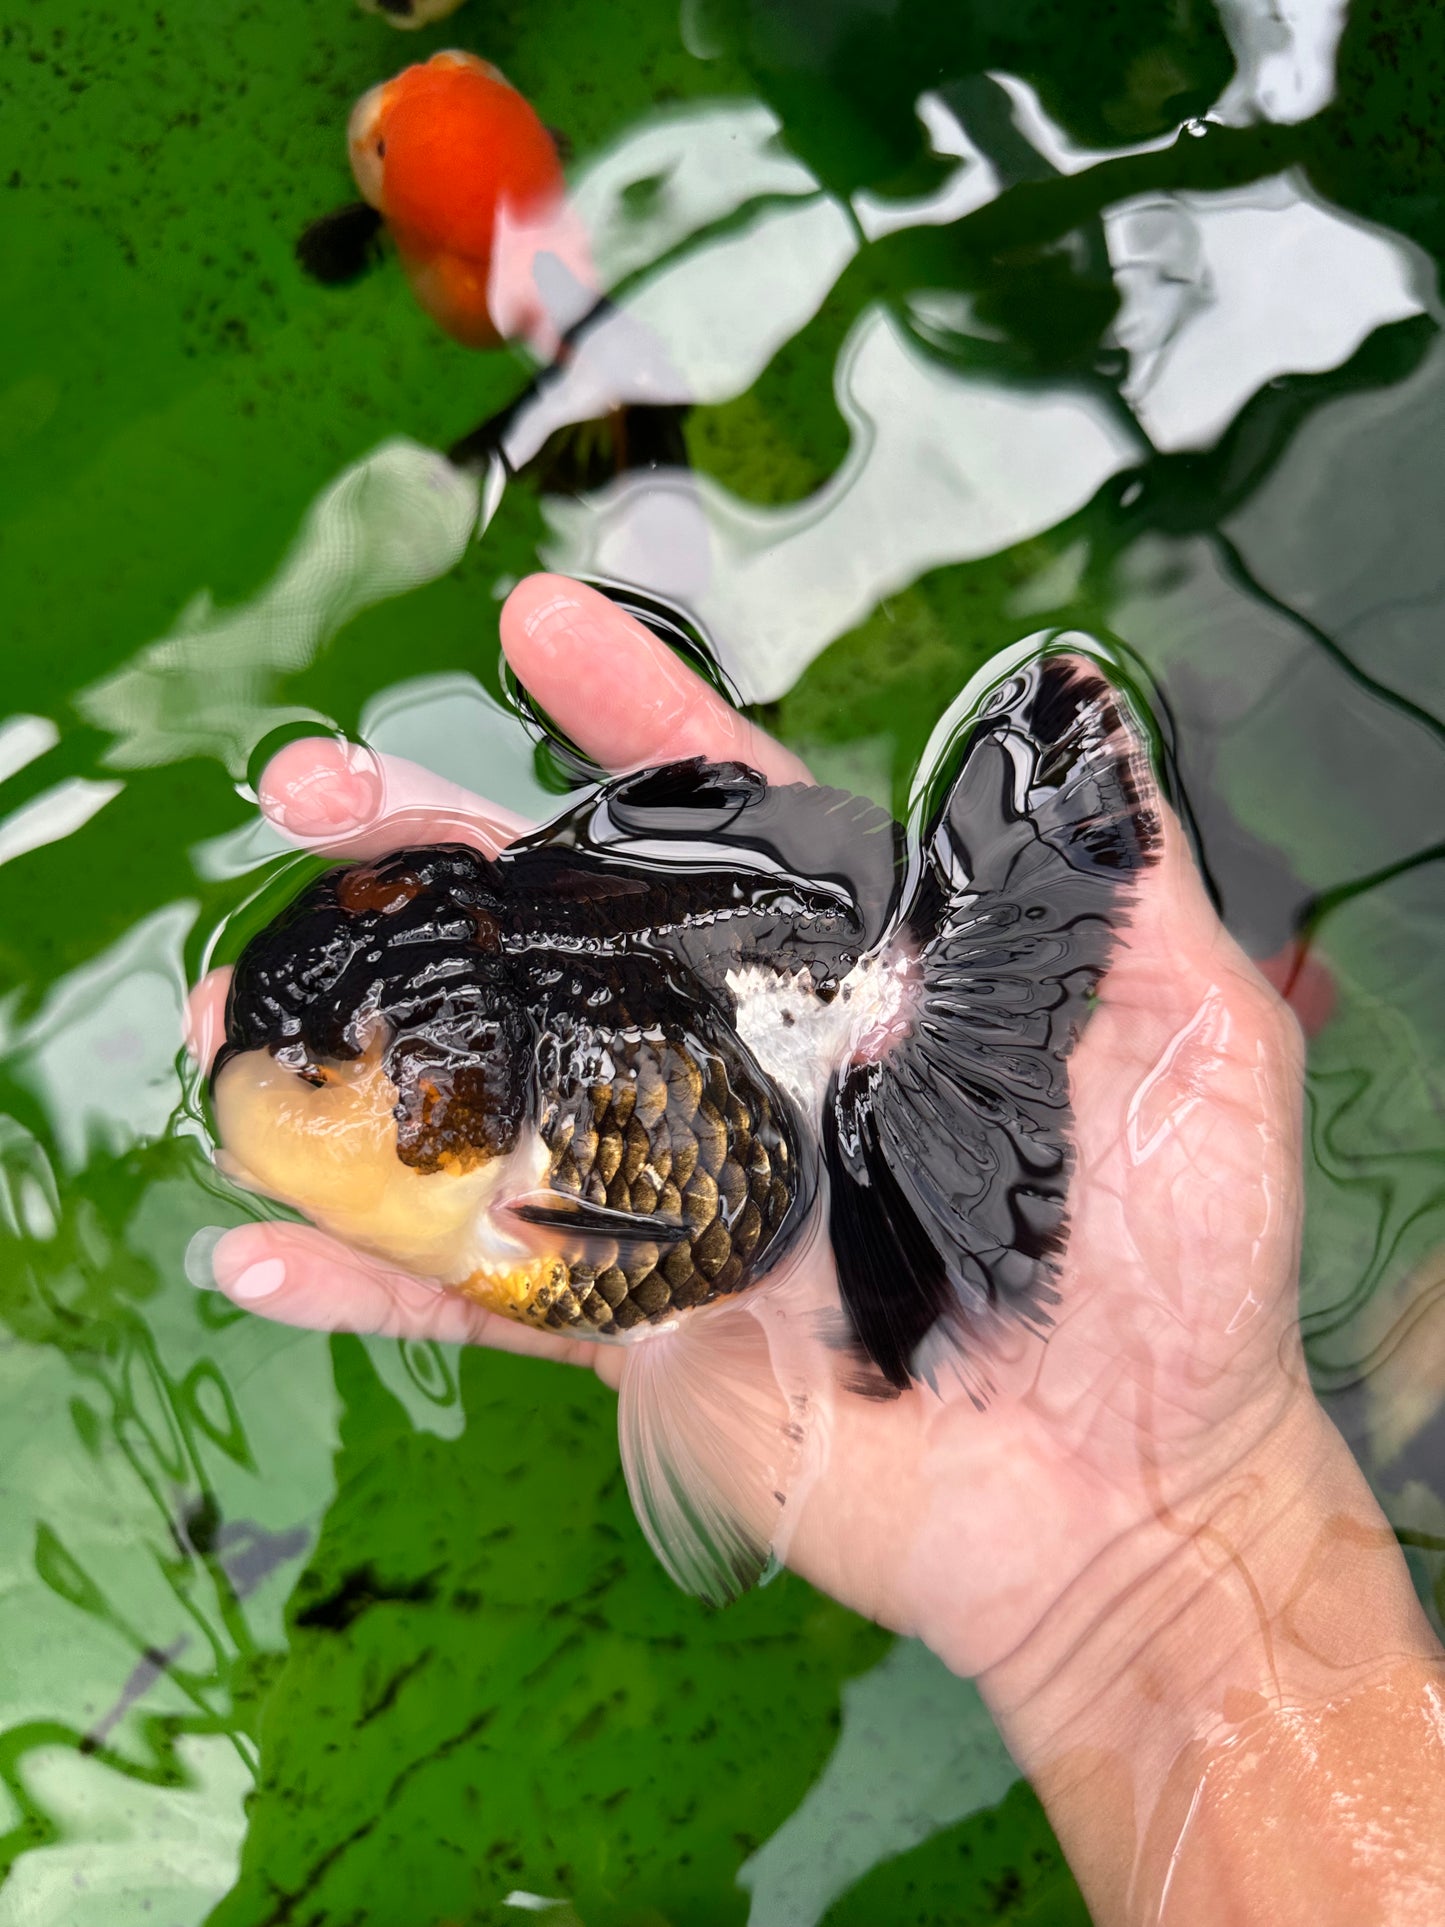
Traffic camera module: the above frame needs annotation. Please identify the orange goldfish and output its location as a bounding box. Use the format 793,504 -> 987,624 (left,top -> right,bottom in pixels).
298,50 -> 592,358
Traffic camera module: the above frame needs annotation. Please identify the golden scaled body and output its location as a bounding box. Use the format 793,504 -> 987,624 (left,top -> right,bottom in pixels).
524,1029 -> 796,1335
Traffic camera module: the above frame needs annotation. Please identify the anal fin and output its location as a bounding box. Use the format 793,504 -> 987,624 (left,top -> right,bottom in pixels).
617,1295 -> 812,1606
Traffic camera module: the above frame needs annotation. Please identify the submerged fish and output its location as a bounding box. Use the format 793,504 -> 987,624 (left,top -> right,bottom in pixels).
358,0 -> 469,28
295,51 -> 685,485
297,49 -> 583,354
211,647 -> 1160,1599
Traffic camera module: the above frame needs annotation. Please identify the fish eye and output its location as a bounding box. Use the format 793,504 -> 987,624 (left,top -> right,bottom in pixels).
376,139 -> 386,159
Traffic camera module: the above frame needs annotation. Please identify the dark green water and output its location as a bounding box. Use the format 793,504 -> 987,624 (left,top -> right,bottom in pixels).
3,0 -> 1444,1921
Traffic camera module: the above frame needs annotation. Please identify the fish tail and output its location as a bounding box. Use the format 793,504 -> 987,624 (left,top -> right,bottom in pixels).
616,1266 -> 830,1605
823,639 -> 1164,1393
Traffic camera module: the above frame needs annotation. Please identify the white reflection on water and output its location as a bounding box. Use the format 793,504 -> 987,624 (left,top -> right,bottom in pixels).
852,91 -> 1002,241
1,902 -> 195,1171
741,1638 -> 1015,1927
571,100 -> 819,289
0,713 -> 60,785
1214,0 -> 1350,126
1105,175 -> 1424,452
629,194 -> 857,403
358,670 -> 557,822
78,441 -> 480,776
988,71 -> 1188,175
0,1735 -> 251,1927
1225,321 -> 1445,713
0,776 -> 123,871
501,194 -> 857,470
545,306 -> 1141,701
1109,533 -> 1441,901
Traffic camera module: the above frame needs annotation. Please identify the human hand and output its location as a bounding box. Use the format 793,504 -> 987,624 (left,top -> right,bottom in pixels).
187,576 -> 1422,1727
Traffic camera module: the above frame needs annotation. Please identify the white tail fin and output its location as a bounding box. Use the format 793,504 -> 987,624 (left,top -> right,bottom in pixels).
616,1264 -> 831,1605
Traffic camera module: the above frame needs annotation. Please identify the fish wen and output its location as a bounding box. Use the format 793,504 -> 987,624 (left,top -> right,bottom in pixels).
211,642 -> 1161,1602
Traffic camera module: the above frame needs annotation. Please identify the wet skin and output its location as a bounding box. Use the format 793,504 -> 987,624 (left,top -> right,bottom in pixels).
189,573 -> 1445,1925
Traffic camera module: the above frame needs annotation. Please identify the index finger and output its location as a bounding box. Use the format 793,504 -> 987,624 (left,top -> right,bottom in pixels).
500,574 -> 811,785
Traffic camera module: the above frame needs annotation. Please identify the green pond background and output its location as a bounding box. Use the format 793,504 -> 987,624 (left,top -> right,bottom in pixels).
3,0 -> 1445,1921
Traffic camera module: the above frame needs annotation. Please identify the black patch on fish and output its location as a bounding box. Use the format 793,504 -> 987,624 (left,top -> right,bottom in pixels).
296,201 -> 385,286
219,845 -> 532,1173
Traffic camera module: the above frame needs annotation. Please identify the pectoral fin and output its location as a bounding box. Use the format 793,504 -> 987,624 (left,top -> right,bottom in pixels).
296,202 -> 386,286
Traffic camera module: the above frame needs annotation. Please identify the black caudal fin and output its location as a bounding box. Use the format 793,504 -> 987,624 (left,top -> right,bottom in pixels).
825,650 -> 1162,1392
448,398 -> 692,492
295,203 -> 385,286
446,289 -> 693,487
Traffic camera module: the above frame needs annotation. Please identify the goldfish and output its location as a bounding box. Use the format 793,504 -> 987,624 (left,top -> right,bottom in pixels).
210,648 -> 1159,1601
297,50 -> 591,358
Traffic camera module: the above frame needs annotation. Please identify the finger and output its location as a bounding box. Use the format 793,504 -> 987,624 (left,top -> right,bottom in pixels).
257,737 -> 532,859
500,573 -> 811,784
201,1220 -> 625,1385
185,967 -> 232,1073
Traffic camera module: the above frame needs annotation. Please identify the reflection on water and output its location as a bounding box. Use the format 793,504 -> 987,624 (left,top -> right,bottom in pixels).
3,0 -> 1445,1920
79,442 -> 481,777
1107,174 -> 1423,450
546,307 -> 1141,701
740,1643 -> 1015,1926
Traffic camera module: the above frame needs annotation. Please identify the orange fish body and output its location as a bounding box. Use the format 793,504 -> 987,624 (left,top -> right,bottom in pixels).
349,51 -> 587,352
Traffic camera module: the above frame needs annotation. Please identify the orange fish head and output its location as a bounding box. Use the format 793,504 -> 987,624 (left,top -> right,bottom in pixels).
345,50 -> 581,350
347,50 -> 563,252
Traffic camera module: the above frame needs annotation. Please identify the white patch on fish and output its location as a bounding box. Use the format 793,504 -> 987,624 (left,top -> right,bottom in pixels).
727,949 -> 916,1121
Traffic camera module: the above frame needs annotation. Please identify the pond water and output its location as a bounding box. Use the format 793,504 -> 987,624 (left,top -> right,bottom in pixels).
3,0 -> 1444,1921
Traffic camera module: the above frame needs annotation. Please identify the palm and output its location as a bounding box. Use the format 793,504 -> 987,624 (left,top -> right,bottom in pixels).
193,575 -> 1305,1671
775,830 -> 1304,1671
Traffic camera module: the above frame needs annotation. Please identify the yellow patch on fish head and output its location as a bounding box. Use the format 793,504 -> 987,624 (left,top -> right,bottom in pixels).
212,1043 -> 534,1287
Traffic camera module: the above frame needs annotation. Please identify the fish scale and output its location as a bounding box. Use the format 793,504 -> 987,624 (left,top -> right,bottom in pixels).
527,1026 -> 795,1334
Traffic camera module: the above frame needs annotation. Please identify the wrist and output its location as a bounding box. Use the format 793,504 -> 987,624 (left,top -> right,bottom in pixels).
974,1390 -> 1445,1923
978,1389 -> 1436,1772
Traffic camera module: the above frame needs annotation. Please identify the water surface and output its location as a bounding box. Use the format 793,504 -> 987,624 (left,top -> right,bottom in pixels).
2,0 -> 1443,1921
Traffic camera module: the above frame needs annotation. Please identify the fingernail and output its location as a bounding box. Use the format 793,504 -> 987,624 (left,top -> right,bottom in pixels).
184,1227 -> 228,1291
260,742 -> 383,839
228,1258 -> 287,1302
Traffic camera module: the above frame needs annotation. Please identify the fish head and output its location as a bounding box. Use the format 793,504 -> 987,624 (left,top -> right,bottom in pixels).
212,846 -> 548,1290
347,51 -> 562,248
